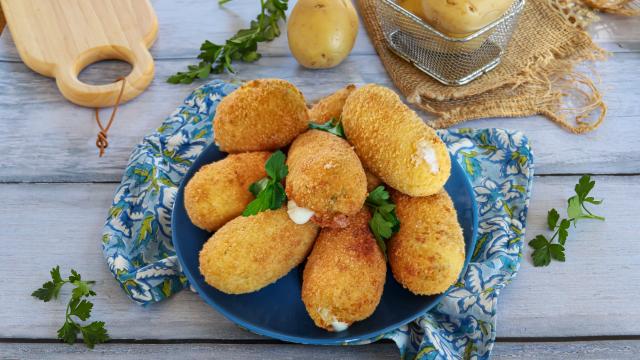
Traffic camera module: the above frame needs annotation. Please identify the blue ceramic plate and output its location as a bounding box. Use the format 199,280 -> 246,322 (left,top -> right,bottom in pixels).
172,143 -> 478,345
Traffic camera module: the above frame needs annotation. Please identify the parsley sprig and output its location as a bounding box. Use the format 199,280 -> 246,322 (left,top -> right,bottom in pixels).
366,186 -> 401,257
32,266 -> 109,348
309,118 -> 346,139
529,175 -> 605,267
168,0 -> 288,84
243,150 -> 288,216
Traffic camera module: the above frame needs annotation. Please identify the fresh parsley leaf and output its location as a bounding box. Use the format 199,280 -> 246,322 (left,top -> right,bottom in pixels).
547,209 -> 559,231
58,321 -> 79,345
529,176 -> 604,267
528,234 -> 549,250
243,151 -> 288,216
309,118 -> 346,139
168,0 -> 289,83
249,177 -> 269,197
71,280 -> 96,299
32,281 -> 61,302
575,175 -> 595,202
69,299 -> 93,321
33,267 -> 108,348
265,150 -> 288,181
51,266 -> 63,284
365,185 -> 401,257
80,321 -> 109,349
549,244 -> 566,262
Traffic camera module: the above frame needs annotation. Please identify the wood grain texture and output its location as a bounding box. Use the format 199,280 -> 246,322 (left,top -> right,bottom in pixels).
0,176 -> 637,340
1,341 -> 640,359
0,0 -> 157,107
0,1 -> 637,62
0,54 -> 639,183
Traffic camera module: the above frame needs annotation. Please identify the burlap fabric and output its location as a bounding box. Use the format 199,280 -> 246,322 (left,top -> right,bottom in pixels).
358,0 -> 611,133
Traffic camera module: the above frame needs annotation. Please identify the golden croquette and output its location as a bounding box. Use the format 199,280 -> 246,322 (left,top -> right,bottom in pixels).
364,168 -> 383,193
286,130 -> 367,228
302,210 -> 386,331
308,84 -> 356,124
389,191 -> 465,296
199,208 -> 319,294
184,152 -> 271,232
341,84 -> 451,197
213,79 -> 309,152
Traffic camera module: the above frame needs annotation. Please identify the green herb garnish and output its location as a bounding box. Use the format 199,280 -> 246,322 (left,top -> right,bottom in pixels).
529,175 -> 605,267
32,266 -> 109,348
243,150 -> 288,216
365,186 -> 401,257
168,0 -> 288,84
309,118 -> 346,139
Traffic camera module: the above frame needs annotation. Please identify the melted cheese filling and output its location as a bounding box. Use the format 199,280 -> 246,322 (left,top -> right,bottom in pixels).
287,200 -> 314,225
414,139 -> 439,174
318,308 -> 349,332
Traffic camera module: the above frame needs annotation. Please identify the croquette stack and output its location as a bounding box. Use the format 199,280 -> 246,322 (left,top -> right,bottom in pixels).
184,79 -> 465,332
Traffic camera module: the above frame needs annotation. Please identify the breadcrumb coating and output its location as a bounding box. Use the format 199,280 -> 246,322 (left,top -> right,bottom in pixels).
286,130 -> 367,228
184,152 -> 271,232
389,191 -> 465,295
199,208 -> 319,294
213,79 -> 309,152
308,84 -> 356,124
302,210 -> 386,331
341,84 -> 451,196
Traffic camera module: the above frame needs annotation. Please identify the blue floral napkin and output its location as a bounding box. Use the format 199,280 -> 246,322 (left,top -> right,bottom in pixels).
102,80 -> 534,359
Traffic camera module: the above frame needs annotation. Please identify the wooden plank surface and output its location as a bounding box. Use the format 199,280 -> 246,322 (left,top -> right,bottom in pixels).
0,53 -> 639,183
0,175 -> 637,340
0,1 -> 637,61
2,340 -> 640,359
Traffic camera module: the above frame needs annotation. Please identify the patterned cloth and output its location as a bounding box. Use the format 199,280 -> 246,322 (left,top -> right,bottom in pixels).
102,80 -> 534,359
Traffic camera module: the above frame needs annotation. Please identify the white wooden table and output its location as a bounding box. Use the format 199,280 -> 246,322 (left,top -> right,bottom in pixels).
1,1 -> 639,359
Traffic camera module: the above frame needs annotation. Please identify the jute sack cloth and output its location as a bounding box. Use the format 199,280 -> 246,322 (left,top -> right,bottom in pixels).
358,0 -> 609,133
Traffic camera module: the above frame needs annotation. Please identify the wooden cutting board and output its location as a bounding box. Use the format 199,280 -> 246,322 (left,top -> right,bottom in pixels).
0,0 -> 158,107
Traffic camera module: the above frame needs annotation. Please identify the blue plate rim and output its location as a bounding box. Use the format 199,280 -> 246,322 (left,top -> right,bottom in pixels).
172,144 -> 478,345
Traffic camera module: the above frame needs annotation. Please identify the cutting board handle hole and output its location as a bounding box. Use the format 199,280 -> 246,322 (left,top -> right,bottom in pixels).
77,59 -> 133,86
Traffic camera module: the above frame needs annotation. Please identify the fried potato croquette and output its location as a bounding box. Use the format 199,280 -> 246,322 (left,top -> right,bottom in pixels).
364,169 -> 383,193
286,130 -> 367,228
199,209 -> 319,294
341,84 -> 451,197
302,210 -> 386,331
184,152 -> 271,232
389,191 -> 465,295
308,84 -> 356,124
213,79 -> 310,152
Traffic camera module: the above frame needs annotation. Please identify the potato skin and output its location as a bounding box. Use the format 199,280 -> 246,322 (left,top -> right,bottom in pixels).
287,0 -> 359,69
184,152 -> 271,232
389,191 -> 465,296
341,84 -> 451,197
286,130 -> 367,227
422,0 -> 514,36
309,84 -> 356,124
199,209 -> 319,294
302,210 -> 386,331
213,79 -> 309,152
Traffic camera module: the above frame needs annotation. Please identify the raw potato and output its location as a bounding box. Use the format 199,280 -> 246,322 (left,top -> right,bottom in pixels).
286,130 -> 367,228
184,152 -> 270,232
308,84 -> 356,124
302,210 -> 386,331
389,191 -> 465,295
213,79 -> 309,152
199,209 -> 319,294
287,0 -> 359,69
398,0 -> 427,20
421,0 -> 515,36
341,84 -> 451,197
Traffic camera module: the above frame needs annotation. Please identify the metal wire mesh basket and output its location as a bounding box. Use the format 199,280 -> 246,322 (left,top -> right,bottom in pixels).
375,0 -> 526,85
